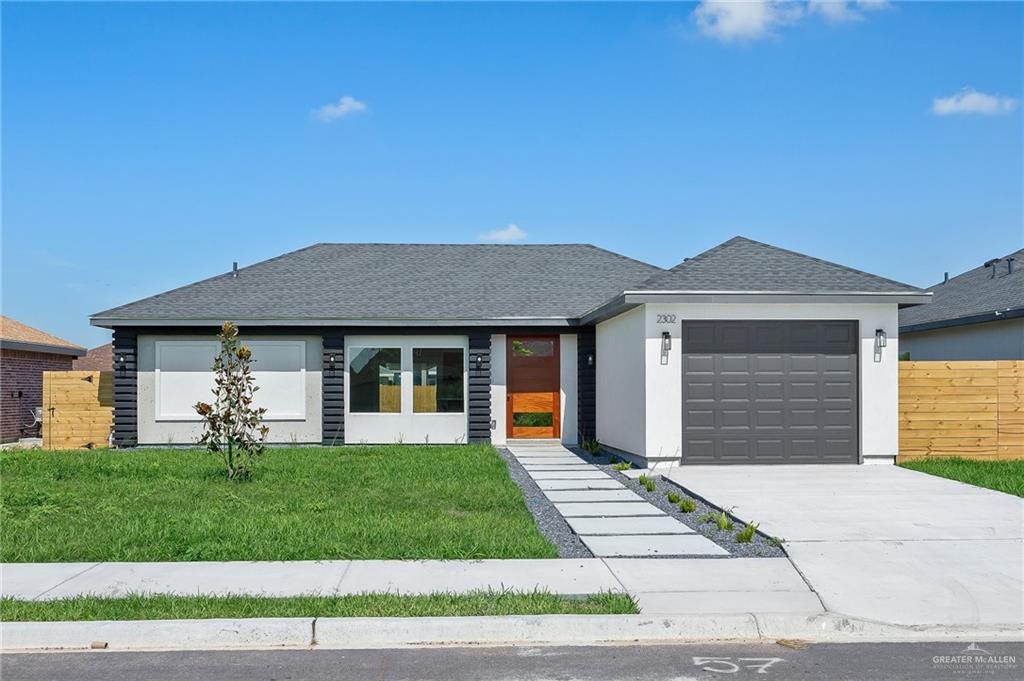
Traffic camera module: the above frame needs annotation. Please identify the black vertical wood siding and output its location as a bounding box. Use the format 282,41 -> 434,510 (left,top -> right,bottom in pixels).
467,331 -> 492,443
577,327 -> 596,443
111,329 -> 138,447
322,334 -> 345,445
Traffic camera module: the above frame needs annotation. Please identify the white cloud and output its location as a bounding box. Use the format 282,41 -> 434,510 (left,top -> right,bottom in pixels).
808,1 -> 890,23
694,1 -> 803,42
480,223 -> 527,243
693,1 -> 889,42
312,96 -> 367,122
932,88 -> 1019,116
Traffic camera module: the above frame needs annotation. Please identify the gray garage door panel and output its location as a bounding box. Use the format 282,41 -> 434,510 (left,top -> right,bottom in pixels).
682,321 -> 858,465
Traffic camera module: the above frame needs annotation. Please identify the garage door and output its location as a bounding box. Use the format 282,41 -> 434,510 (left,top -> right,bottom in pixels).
681,321 -> 858,464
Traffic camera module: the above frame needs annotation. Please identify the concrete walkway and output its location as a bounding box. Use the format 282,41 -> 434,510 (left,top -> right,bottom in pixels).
666,464 -> 1024,628
0,557 -> 822,617
507,442 -> 726,557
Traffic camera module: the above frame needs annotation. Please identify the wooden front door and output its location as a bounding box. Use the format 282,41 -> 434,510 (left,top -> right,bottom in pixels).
506,336 -> 560,439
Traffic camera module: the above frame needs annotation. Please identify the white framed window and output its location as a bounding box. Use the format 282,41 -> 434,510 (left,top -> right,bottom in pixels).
154,339 -> 307,421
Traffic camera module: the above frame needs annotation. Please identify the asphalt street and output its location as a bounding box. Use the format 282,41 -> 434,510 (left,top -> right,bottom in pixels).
3,641 -> 1022,681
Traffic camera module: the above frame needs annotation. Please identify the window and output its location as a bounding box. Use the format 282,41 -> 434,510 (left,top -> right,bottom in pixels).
349,347 -> 401,413
511,339 -> 554,357
413,348 -> 465,413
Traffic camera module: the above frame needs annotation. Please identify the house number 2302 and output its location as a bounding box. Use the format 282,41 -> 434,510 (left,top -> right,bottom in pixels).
656,314 -> 677,324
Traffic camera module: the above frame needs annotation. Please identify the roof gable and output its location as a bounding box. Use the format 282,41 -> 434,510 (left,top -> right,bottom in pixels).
899,248 -> 1024,329
634,237 -> 924,294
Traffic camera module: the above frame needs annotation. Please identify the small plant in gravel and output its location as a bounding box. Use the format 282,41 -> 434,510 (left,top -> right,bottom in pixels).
697,511 -> 716,524
580,436 -> 602,456
678,498 -> 697,513
712,508 -> 734,531
666,491 -> 681,504
611,462 -> 631,471
768,536 -> 786,548
637,474 -> 656,492
735,522 -> 759,543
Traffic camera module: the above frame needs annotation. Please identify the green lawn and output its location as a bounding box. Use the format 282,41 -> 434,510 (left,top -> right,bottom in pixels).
0,445 -> 558,562
899,457 -> 1024,497
0,591 -> 637,622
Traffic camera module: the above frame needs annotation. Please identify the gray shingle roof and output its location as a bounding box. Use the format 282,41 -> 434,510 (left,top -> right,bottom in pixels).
91,243 -> 663,324
899,248 -> 1024,330
634,237 -> 924,294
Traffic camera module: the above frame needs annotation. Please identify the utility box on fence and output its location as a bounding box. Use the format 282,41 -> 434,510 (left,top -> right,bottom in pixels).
42,371 -> 114,450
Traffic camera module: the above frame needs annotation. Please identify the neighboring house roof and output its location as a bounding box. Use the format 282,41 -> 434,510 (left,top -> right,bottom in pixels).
0,316 -> 86,356
899,248 -> 1024,332
72,343 -> 113,371
90,237 -> 931,328
91,244 -> 663,326
635,237 -> 925,294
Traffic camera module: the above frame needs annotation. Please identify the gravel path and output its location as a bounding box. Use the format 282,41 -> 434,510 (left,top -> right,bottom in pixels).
595,461 -> 786,558
496,447 -> 593,558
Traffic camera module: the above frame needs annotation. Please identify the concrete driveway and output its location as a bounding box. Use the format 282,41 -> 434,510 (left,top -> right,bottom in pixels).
665,465 -> 1024,628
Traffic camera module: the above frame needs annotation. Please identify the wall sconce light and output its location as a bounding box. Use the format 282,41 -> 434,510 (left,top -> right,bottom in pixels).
328,354 -> 336,371
473,354 -> 483,370
660,331 -> 672,366
587,353 -> 594,367
116,355 -> 126,372
874,328 -> 887,363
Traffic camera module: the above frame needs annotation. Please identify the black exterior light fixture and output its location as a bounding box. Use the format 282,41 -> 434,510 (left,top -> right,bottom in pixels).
875,329 -> 887,348
329,354 -> 337,372
473,354 -> 483,371
116,354 -> 126,373
587,353 -> 594,367
660,331 -> 672,366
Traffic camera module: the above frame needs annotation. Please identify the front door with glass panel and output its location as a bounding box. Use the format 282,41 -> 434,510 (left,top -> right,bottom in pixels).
506,336 -> 560,439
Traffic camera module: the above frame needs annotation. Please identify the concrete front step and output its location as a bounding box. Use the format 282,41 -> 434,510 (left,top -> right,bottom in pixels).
580,534 -> 729,557
566,516 -> 694,535
554,502 -> 665,517
529,471 -> 609,480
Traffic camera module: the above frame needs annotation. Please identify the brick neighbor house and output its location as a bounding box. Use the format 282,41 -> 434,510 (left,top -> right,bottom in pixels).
0,316 -> 86,443
72,342 -> 113,371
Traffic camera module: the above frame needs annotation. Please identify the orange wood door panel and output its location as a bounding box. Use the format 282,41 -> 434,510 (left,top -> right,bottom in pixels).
507,336 -> 560,439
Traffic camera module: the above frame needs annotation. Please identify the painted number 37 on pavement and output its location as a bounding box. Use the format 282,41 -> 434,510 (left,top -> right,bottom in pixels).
693,657 -> 786,674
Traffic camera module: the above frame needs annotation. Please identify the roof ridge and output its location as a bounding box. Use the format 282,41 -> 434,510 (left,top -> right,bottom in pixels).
634,236 -> 746,288
928,246 -> 1024,288
0,315 -> 85,350
575,244 -> 664,273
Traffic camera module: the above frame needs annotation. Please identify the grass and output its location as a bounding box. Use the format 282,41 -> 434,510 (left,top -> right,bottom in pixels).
0,445 -> 559,562
898,458 -> 1024,497
0,591 -> 639,622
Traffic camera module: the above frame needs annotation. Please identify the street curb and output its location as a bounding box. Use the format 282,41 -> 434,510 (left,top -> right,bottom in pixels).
2,613 -> 1021,652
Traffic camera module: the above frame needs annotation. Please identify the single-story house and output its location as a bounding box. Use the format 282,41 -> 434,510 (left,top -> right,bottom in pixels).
72,342 -> 113,371
90,237 -> 931,465
0,315 -> 86,443
900,249 -> 1023,360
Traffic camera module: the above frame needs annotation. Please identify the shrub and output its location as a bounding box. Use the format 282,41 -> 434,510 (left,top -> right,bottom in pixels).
666,491 -> 681,504
637,475 -> 656,492
768,536 -> 786,548
735,522 -> 759,543
698,512 -> 716,524
193,321 -> 269,481
612,462 -> 631,471
678,498 -> 697,513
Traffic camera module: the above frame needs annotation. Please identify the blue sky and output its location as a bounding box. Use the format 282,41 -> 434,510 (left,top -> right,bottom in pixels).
3,1 -> 1021,346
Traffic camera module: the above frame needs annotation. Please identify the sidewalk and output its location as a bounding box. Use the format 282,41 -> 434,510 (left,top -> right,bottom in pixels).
1,557 -> 822,617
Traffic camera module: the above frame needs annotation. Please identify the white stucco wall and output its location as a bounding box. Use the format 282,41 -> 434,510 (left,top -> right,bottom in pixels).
640,302 -> 901,463
559,333 -> 578,446
595,306 -> 646,455
137,334 -> 323,445
490,334 -> 507,445
344,334 -> 469,444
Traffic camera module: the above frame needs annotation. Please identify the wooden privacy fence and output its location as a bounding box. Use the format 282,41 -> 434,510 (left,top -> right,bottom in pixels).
899,360 -> 1023,460
42,371 -> 113,450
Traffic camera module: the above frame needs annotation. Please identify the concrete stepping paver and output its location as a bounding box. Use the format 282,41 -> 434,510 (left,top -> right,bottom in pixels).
581,534 -> 729,557
554,502 -> 665,517
544,489 -> 643,503
603,558 -> 811,593
517,458 -> 588,465
566,516 -> 695,535
529,471 -> 609,480
522,464 -> 594,470
536,479 -> 625,490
